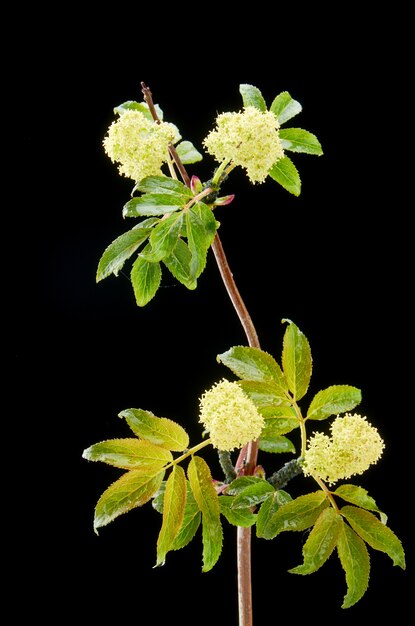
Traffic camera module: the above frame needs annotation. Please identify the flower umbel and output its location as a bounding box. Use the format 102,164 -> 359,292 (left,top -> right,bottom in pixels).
303,413 -> 385,485
199,379 -> 265,451
103,110 -> 177,182
203,106 -> 284,184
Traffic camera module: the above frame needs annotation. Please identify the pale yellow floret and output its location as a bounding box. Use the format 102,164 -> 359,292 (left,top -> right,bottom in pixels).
199,379 -> 265,451
103,110 -> 176,183
203,106 -> 284,184
303,413 -> 385,485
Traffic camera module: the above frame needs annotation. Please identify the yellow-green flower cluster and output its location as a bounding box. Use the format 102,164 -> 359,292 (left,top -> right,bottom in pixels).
203,106 -> 284,184
103,110 -> 176,182
303,413 -> 385,485
199,379 -> 265,451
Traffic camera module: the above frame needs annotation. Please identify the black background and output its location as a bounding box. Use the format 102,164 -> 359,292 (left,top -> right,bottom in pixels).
12,7 -> 412,624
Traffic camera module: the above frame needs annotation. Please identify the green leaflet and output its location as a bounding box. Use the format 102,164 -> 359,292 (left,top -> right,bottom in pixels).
260,407 -> 299,436
289,508 -> 342,575
188,456 -> 223,572
306,385 -> 362,421
334,485 -> 386,523
82,438 -> 172,470
136,175 -> 192,197
237,380 -> 290,409
152,481 -> 201,551
175,140 -> 203,164
142,212 -> 183,262
261,491 -> 329,539
219,496 -> 257,527
258,435 -> 295,454
268,156 -> 301,196
186,202 -> 218,279
163,238 -> 197,290
130,253 -> 161,307
114,100 -> 164,121
96,220 -> 157,282
337,522 -> 370,609
256,490 -> 292,539
156,466 -> 187,566
94,469 -> 164,531
239,84 -> 267,111
281,319 -> 312,401
119,408 -> 189,451
230,479 -> 275,510
123,194 -> 186,217
218,346 -> 288,391
279,128 -> 323,155
270,92 -> 302,125
341,506 -> 406,569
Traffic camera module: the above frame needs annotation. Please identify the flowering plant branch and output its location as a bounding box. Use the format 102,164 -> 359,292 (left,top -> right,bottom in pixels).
83,82 -> 405,624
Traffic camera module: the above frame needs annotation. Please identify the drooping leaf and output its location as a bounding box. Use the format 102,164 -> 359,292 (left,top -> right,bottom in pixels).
256,490 -> 292,539
341,506 -> 405,569
130,254 -> 161,306
171,482 -> 201,551
123,194 -> 185,218
337,521 -> 370,608
261,491 -> 329,539
289,507 -> 342,574
270,92 -> 303,125
188,456 -> 223,572
237,380 -> 290,409
219,496 -> 257,527
186,202 -> 218,279
82,438 -> 172,470
163,238 -> 197,290
94,469 -> 164,531
307,385 -> 361,421
96,220 -> 158,282
239,84 -> 267,111
334,485 -> 386,523
142,212 -> 183,262
281,319 -> 312,401
230,479 -> 275,510
279,128 -> 323,155
156,465 -> 187,566
268,156 -> 301,196
259,435 -> 295,454
136,175 -> 192,198
175,140 -> 203,164
119,408 -> 189,451
218,346 -> 288,392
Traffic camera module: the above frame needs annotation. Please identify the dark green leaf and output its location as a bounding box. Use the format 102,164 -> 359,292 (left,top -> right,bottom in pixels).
218,346 -> 288,391
230,480 -> 275,509
142,213 -> 183,262
186,202 -> 218,279
262,491 -> 329,539
225,476 -> 265,495
257,490 -> 292,539
341,506 -> 405,569
337,521 -> 370,608
175,140 -> 203,164
261,407 -> 299,436
270,92 -> 302,125
219,496 -> 257,527
96,222 -> 157,282
307,385 -> 362,421
119,408 -> 189,451
268,156 -> 301,196
136,175 -> 192,198
94,469 -> 164,531
163,238 -> 197,290
259,435 -> 295,454
156,465 -> 187,566
289,507 -> 342,574
188,456 -> 223,572
82,438 -> 172,470
123,194 -> 185,218
279,128 -> 323,155
130,254 -> 161,306
239,84 -> 267,111
281,319 -> 312,401
334,485 -> 386,523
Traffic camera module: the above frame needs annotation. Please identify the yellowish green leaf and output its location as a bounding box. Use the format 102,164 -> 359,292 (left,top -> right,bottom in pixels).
119,408 -> 189,451
337,521 -> 370,608
82,438 -> 172,469
156,465 -> 187,566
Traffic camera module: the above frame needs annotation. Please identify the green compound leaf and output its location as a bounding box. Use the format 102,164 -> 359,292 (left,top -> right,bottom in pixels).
306,385 -> 362,421
279,128 -> 323,155
230,479 -> 275,510
82,438 -> 172,470
156,465 -> 187,566
136,175 -> 192,198
270,92 -> 302,125
163,238 -> 197,290
239,84 -> 267,111
123,194 -> 186,218
142,212 -> 184,262
219,496 -> 257,527
186,202 -> 218,279
130,253 -> 161,307
256,490 -> 292,539
261,491 -> 329,540
94,468 -> 164,531
334,485 -> 387,523
188,456 -> 223,572
289,507 -> 342,575
218,346 -> 288,392
96,220 -> 158,282
175,140 -> 203,164
259,434 -> 295,454
119,408 -> 189,451
341,506 -> 406,569
281,319 -> 312,401
268,156 -> 301,196
337,521 -> 370,608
